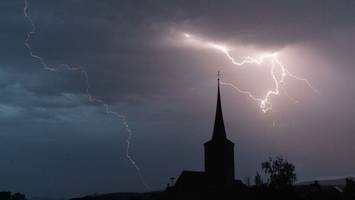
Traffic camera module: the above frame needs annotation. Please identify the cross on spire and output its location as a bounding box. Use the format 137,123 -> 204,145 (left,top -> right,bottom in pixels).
217,71 -> 222,81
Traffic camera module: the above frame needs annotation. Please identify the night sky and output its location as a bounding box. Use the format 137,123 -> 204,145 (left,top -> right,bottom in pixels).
1,0 -> 355,198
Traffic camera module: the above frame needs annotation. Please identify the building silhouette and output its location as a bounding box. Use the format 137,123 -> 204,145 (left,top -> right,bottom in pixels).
174,76 -> 239,190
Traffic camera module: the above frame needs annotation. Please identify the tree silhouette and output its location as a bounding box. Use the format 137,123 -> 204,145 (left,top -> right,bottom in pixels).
261,157 -> 296,190
254,172 -> 264,187
343,178 -> 355,199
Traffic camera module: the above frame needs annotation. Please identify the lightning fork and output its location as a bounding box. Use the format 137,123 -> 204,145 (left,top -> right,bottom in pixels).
23,0 -> 149,189
183,33 -> 318,112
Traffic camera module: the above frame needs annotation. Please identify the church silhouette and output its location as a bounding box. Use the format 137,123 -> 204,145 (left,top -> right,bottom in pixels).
172,76 -> 243,190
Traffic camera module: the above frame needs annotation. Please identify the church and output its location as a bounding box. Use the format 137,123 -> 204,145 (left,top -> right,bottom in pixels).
173,76 -> 242,190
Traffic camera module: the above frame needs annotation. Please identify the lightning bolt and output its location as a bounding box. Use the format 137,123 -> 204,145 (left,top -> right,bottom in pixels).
182,32 -> 318,113
23,0 -> 149,189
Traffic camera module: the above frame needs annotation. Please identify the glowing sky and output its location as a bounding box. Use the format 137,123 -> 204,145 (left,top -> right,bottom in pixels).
1,0 -> 355,198
177,32 -> 318,112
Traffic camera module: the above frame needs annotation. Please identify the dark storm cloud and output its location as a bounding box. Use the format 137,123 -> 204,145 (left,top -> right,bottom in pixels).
1,0 -> 355,198
5,0 -> 354,100
23,0 -> 355,52
2,0 -> 355,101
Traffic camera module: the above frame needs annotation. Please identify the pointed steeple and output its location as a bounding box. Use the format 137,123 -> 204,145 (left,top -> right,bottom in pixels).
204,72 -> 235,185
212,72 -> 227,140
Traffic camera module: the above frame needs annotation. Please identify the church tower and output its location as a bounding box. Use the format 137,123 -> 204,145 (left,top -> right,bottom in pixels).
204,74 -> 235,186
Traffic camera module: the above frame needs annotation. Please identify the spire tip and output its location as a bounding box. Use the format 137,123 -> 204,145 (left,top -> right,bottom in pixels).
217,71 -> 222,84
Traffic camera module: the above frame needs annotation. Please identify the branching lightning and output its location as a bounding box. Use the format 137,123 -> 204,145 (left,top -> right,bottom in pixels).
181,32 -> 318,112
23,0 -> 149,189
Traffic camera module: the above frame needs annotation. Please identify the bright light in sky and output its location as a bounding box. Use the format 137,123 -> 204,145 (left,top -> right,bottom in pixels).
183,33 -> 192,38
207,42 -> 230,53
180,32 -> 318,112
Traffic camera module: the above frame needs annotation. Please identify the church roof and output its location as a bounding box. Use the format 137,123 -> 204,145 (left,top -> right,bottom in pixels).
174,171 -> 208,189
